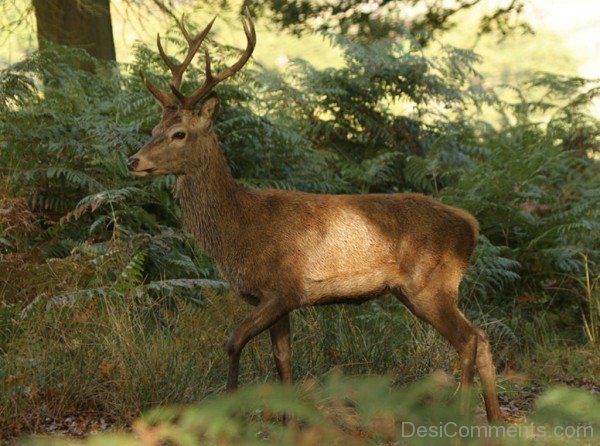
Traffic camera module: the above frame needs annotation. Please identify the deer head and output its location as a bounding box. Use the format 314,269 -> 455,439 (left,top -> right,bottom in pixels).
128,10 -> 256,177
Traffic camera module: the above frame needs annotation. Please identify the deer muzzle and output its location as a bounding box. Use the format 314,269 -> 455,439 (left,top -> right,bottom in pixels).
127,157 -> 139,171
127,155 -> 155,176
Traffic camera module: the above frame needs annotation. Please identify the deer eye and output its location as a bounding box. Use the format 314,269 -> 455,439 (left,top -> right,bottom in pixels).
173,131 -> 186,140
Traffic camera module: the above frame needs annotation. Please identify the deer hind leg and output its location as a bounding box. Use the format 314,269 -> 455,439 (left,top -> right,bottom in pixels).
395,287 -> 478,387
474,327 -> 503,422
226,299 -> 289,391
393,264 -> 503,422
269,313 -> 292,384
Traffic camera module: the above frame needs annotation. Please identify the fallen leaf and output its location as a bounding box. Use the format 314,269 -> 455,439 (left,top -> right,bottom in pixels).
98,361 -> 116,378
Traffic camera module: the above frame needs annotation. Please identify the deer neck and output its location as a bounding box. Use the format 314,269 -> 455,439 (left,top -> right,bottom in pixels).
175,136 -> 243,264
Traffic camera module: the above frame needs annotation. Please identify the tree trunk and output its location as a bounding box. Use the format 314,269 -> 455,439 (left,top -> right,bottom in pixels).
33,0 -> 116,68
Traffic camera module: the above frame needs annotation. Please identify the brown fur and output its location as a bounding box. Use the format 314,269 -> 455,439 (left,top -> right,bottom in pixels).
128,13 -> 503,422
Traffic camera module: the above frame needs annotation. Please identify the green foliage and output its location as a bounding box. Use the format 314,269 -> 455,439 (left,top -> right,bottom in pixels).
442,74 -> 600,325
261,35 -> 490,194
22,374 -> 600,445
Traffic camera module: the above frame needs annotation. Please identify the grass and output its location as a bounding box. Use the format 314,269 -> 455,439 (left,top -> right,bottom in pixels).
0,289 -> 453,427
2,274 -> 599,439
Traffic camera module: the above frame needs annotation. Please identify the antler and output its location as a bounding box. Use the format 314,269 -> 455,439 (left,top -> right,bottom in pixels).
157,14 -> 216,90
141,8 -> 256,110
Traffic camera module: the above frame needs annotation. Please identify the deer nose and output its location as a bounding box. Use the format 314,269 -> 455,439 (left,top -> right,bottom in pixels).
127,157 -> 139,171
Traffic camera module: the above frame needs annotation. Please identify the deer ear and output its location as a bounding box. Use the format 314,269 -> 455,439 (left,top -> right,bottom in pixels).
198,93 -> 220,126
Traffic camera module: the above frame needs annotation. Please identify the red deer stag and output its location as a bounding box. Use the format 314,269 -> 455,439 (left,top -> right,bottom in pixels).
128,10 -> 503,422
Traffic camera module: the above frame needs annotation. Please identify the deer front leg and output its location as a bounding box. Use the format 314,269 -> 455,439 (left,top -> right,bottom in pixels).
226,299 -> 289,391
269,313 -> 292,383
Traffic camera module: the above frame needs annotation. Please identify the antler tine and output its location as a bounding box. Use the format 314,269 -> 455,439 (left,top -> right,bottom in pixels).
156,34 -> 176,72
204,48 -> 213,81
180,8 -> 256,109
178,13 -> 193,43
139,69 -> 179,107
157,15 -> 216,89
